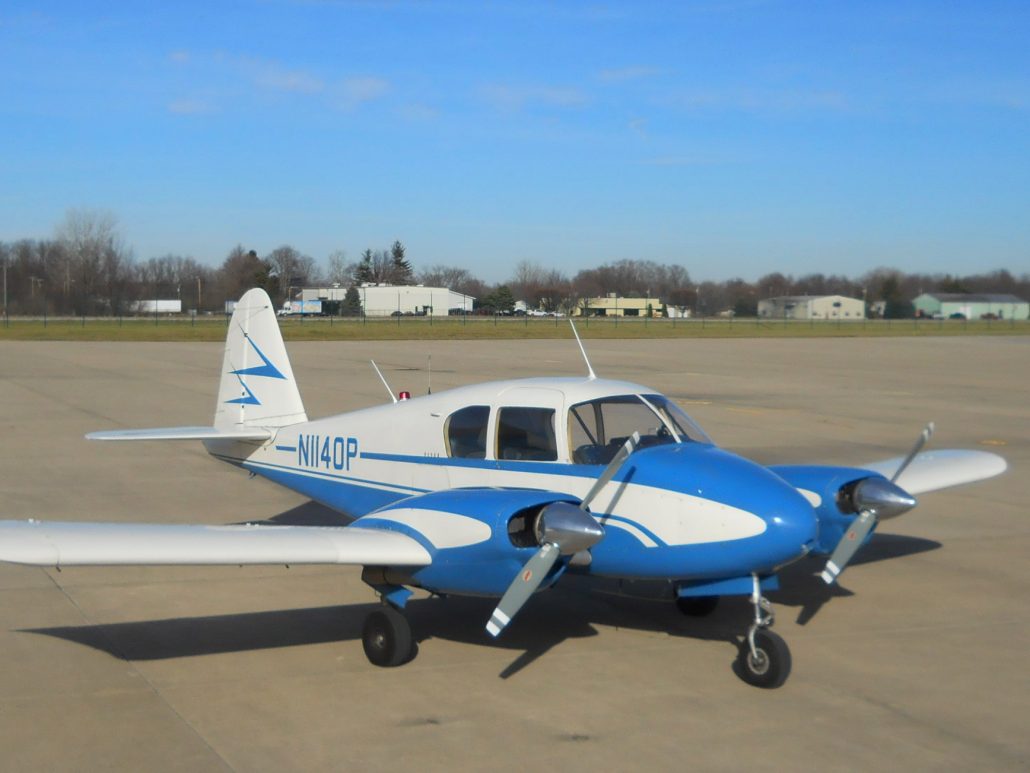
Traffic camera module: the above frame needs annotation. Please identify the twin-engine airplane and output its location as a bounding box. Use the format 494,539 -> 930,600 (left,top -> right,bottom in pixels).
0,289 -> 1007,687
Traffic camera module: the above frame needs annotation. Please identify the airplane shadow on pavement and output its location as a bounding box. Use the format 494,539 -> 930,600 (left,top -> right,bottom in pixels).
774,532 -> 941,625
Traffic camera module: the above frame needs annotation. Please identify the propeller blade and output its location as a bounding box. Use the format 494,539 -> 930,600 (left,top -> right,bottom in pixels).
486,542 -> 560,637
891,422 -> 935,483
580,431 -> 640,511
820,510 -> 876,585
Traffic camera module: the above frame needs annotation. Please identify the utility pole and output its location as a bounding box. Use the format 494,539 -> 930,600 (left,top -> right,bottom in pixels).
2,256 -> 7,325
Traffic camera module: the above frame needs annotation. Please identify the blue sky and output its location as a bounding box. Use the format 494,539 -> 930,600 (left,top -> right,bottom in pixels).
1,1 -> 1027,283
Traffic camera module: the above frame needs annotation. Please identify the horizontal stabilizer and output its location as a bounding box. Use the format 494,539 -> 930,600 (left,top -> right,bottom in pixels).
86,427 -> 272,442
863,449 -> 1007,495
0,521 -> 431,567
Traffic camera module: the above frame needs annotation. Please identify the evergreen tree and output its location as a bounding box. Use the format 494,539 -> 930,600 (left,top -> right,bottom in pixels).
879,275 -> 914,318
355,249 -> 374,284
485,285 -> 516,313
341,285 -> 362,316
390,240 -> 413,284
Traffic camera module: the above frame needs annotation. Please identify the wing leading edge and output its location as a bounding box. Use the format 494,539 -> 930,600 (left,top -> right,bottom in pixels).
0,521 -> 431,567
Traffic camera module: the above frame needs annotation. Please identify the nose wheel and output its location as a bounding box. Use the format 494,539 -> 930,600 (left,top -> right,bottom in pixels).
735,575 -> 791,688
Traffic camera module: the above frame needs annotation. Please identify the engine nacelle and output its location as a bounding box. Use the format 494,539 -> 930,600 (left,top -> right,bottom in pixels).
769,464 -> 890,555
354,488 -> 581,596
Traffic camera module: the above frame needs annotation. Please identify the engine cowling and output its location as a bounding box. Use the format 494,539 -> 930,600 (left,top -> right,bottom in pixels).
353,488 -> 582,596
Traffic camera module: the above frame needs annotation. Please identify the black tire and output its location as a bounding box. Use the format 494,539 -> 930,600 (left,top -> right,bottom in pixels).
362,607 -> 414,668
676,595 -> 719,617
735,629 -> 791,688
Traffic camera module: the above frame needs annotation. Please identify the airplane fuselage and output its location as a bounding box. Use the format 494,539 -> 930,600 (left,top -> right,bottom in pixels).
207,376 -> 820,595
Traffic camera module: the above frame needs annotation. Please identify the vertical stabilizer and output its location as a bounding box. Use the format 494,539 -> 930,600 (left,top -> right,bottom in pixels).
214,288 -> 307,430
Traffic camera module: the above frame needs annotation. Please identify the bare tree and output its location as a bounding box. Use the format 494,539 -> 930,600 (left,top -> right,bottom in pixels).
418,264 -> 484,294
354,248 -> 395,285
326,249 -> 353,285
261,245 -> 321,301
217,246 -> 272,304
55,208 -> 129,315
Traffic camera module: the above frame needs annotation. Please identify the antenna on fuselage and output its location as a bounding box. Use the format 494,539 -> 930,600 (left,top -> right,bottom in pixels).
370,360 -> 398,404
427,354 -> 432,395
568,320 -> 597,380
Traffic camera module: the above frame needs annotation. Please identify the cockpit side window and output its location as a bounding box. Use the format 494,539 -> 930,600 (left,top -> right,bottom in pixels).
445,405 -> 490,459
497,407 -> 557,462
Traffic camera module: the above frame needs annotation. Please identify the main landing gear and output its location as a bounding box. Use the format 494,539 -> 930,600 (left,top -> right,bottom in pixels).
362,604 -> 417,667
734,575 -> 791,688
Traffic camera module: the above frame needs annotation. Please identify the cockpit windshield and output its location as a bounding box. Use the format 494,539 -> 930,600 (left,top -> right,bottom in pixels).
568,394 -> 712,465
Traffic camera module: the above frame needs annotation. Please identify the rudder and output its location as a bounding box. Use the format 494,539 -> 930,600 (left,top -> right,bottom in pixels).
215,288 -> 307,430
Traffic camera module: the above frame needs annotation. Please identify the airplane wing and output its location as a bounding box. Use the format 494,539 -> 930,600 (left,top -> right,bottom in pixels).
86,427 -> 272,441
862,449 -> 1006,495
0,521 -> 431,568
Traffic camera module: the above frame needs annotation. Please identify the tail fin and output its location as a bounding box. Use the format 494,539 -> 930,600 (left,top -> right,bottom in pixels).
214,288 -> 307,431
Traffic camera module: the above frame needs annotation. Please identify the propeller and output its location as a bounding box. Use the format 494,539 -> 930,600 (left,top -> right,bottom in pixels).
820,423 -> 932,585
486,432 -> 640,637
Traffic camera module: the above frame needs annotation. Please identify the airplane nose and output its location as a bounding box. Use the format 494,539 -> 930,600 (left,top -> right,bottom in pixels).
625,444 -> 818,572
763,493 -> 818,567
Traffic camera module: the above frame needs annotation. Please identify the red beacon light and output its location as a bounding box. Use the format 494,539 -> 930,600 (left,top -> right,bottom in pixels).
398,391 -> 411,401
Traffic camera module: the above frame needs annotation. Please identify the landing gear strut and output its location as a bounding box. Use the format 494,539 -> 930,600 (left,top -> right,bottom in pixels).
362,604 -> 417,667
735,575 -> 791,688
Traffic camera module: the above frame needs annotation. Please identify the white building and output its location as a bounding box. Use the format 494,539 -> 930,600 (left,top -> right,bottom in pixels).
299,284 -> 475,317
758,294 -> 865,320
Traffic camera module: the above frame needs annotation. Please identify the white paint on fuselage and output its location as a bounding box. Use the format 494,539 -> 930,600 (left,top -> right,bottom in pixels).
242,377 -> 767,549
798,489 -> 823,507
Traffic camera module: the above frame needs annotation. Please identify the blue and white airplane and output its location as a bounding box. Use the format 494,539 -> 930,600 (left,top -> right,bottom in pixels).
0,289 -> 1007,687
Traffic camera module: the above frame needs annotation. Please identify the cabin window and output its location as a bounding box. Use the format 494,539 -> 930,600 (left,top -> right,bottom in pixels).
446,405 -> 490,459
496,407 -> 557,461
568,394 -> 711,464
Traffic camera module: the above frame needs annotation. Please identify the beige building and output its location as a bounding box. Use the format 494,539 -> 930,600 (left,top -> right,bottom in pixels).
576,293 -> 663,317
758,294 -> 865,320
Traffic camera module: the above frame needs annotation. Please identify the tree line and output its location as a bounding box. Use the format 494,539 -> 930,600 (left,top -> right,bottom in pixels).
1,209 -> 1027,317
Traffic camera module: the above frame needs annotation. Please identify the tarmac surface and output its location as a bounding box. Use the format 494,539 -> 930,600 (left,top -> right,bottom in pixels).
0,336 -> 1027,771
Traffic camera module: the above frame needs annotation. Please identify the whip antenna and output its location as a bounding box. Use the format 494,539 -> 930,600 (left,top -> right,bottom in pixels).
370,360 -> 398,403
568,320 -> 596,380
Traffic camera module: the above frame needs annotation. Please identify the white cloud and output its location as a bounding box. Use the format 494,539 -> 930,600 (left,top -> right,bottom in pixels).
250,62 -> 324,94
167,99 -> 214,115
169,50 -> 191,64
671,89 -> 850,114
629,117 -> 648,139
598,66 -> 664,84
397,102 -> 439,122
480,83 -> 589,112
335,76 -> 391,108
641,153 -> 738,167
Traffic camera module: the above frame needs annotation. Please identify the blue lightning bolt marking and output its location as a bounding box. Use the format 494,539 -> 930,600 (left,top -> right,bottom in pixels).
231,336 -> 286,380
226,374 -> 261,405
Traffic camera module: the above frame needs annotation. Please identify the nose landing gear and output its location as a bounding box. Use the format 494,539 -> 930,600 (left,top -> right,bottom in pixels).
735,575 -> 791,688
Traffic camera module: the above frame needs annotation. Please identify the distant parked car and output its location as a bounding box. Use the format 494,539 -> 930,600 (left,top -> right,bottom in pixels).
949,312 -> 966,320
